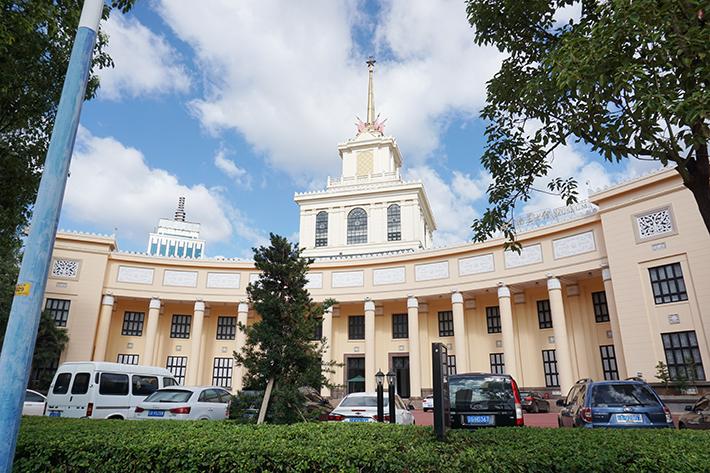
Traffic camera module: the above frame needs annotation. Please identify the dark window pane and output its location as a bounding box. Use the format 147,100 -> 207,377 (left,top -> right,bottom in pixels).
52,373 -> 72,394
542,350 -> 559,387
347,208 -> 368,244
599,345 -> 619,380
170,315 -> 192,339
661,330 -> 705,381
387,204 -> 401,241
537,300 -> 552,329
212,358 -> 233,389
166,356 -> 188,385
648,263 -> 688,305
132,375 -> 159,396
438,311 -> 454,337
315,211 -> 328,247
70,373 -> 90,394
392,314 -> 408,339
117,354 -> 139,365
592,291 -> 610,323
486,306 -> 501,334
489,353 -> 505,375
447,355 -> 457,375
99,373 -> 129,396
348,315 -> 365,340
121,311 -> 145,336
216,316 -> 236,340
45,298 -> 71,327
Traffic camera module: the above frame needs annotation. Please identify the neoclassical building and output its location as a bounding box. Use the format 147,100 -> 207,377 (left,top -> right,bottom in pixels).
40,62 -> 708,398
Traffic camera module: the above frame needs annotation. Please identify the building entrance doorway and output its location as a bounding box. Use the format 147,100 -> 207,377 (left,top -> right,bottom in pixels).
346,356 -> 365,394
392,355 -> 410,398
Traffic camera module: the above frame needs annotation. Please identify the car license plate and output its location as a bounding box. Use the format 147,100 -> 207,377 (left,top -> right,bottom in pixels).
48,411 -> 61,417
465,415 -> 491,425
148,410 -> 165,417
347,417 -> 370,422
615,413 -> 643,423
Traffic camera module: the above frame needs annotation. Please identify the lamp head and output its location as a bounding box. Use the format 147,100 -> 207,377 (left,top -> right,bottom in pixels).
375,370 -> 385,386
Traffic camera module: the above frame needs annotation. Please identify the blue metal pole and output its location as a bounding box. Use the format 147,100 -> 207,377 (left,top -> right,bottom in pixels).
0,1 -> 103,471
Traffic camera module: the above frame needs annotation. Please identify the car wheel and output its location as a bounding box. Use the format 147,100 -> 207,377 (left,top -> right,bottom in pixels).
557,418 -> 563,428
678,422 -> 685,430
532,404 -> 539,414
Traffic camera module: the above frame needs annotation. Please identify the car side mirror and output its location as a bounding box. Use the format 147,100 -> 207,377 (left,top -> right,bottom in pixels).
685,405 -> 693,411
408,403 -> 415,410
556,399 -> 566,407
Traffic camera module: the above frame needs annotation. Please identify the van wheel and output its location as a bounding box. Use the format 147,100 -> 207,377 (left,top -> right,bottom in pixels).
108,416 -> 124,420
678,423 -> 685,430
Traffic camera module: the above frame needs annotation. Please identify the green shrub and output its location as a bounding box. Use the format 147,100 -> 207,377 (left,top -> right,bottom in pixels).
14,417 -> 710,472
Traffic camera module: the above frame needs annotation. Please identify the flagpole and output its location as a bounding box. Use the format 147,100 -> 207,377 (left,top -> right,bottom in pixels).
0,1 -> 104,470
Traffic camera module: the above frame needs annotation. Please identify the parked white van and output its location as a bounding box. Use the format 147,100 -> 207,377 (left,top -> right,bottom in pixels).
45,362 -> 178,419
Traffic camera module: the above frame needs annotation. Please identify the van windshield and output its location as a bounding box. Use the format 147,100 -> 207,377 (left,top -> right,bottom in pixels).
144,389 -> 193,403
591,384 -> 660,407
449,376 -> 514,411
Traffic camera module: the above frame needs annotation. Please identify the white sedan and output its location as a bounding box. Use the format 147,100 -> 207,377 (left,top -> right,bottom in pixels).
134,386 -> 231,420
23,390 -> 46,416
422,395 -> 434,412
327,392 -> 415,424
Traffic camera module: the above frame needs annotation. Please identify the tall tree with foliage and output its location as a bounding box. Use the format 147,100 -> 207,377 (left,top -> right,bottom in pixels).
465,0 -> 709,244
234,234 -> 335,424
0,0 -> 135,379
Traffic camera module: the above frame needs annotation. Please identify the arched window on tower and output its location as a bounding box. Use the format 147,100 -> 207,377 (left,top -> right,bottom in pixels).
347,208 -> 368,244
387,204 -> 401,241
315,211 -> 328,247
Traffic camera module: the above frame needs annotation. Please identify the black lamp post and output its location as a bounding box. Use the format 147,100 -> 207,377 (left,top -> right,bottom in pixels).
375,369 -> 385,422
386,370 -> 396,424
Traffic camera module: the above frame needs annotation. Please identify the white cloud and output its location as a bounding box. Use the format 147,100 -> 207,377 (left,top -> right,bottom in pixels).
155,0 -> 503,181
63,127 -> 267,253
98,14 -> 191,100
214,149 -> 252,189
405,166 -> 488,246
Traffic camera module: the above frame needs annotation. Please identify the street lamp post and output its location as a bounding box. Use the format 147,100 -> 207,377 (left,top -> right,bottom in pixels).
375,370 -> 385,422
386,370 -> 396,424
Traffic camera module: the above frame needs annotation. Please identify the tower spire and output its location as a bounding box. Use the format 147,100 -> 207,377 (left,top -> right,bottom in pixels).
174,196 -> 186,222
366,56 -> 376,124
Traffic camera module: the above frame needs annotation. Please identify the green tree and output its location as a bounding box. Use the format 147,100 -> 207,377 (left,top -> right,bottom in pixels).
234,234 -> 336,424
465,0 -> 709,245
655,360 -> 671,391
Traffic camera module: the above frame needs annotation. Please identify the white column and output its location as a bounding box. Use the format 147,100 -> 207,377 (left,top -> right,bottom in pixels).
365,299 -> 376,392
234,302 -> 249,392
452,291 -> 468,374
407,296 -> 422,397
321,306 -> 334,397
497,284 -> 518,381
603,267 -> 628,379
186,300 -> 205,385
93,295 -> 114,361
142,298 -> 161,366
548,277 -> 574,394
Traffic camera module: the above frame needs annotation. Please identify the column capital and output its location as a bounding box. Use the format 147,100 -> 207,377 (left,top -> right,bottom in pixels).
237,302 -> 249,314
149,297 -> 161,310
101,294 -> 115,306
547,277 -> 562,291
407,295 -> 418,309
194,301 -> 206,312
497,284 -> 510,298
364,299 -> 376,312
602,267 -> 612,282
451,291 -> 463,304
324,305 -> 334,315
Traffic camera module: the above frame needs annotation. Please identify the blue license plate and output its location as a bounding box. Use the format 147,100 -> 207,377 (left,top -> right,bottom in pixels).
148,410 -> 165,417
347,417 -> 370,422
465,415 -> 491,425
48,411 -> 61,417
615,413 -> 643,423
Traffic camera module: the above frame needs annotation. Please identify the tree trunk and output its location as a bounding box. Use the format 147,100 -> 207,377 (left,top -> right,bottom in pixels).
682,141 -> 710,235
257,377 -> 275,425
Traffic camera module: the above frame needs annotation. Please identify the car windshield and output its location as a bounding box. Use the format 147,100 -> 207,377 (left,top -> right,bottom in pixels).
591,384 -> 660,407
449,376 -> 514,411
340,396 -> 388,407
144,389 -> 193,403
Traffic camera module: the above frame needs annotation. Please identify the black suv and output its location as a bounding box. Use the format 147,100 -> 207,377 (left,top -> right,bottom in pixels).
448,372 -> 524,428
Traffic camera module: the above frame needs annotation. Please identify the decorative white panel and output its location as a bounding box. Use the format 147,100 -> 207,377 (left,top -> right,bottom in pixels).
553,231 -> 596,259
373,267 -> 405,285
637,208 -> 673,239
117,266 -> 154,284
206,272 -> 240,289
50,259 -> 80,279
305,272 -> 323,289
332,271 -> 364,288
415,261 -> 449,281
504,244 -> 542,268
163,270 -> 198,287
458,254 -> 494,276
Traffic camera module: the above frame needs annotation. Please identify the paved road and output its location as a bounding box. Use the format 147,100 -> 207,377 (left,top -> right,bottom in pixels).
412,410 -> 559,427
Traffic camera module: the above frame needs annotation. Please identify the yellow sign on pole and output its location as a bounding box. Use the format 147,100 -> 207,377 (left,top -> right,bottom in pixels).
15,283 -> 31,297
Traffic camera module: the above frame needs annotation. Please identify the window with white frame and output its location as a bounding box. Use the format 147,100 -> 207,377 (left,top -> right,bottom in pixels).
489,353 -> 505,375
315,211 -> 328,247
347,208 -> 368,244
117,354 -> 139,365
45,298 -> 70,327
212,358 -> 233,389
387,204 -> 401,241
166,356 -> 187,384
649,263 -> 688,304
121,312 -> 144,336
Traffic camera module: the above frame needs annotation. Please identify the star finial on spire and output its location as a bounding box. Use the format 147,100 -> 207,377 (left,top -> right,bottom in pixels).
355,56 -> 386,137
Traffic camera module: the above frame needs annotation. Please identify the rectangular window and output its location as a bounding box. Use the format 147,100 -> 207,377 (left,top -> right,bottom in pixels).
45,298 -> 70,327
166,356 -> 188,385
70,373 -> 90,395
52,373 -> 72,394
486,306 -> 501,334
490,353 -> 505,375
438,311 -> 454,337
447,355 -> 457,375
662,330 -> 706,381
212,358 -> 234,389
542,349 -> 560,387
121,311 -> 145,336
132,375 -> 159,396
310,319 -> 323,341
599,345 -> 619,380
537,300 -> 553,329
117,354 -> 139,365
592,291 -> 610,323
348,315 -> 365,340
392,314 -> 408,339
216,316 -> 237,340
346,356 -> 366,394
170,314 -> 191,339
99,373 -> 129,396
649,262 -> 688,304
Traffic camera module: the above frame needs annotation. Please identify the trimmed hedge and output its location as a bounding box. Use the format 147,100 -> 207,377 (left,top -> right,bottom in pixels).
15,417 -> 710,472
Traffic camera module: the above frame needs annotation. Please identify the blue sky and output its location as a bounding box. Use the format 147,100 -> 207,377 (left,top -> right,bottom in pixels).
60,0 -> 657,259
